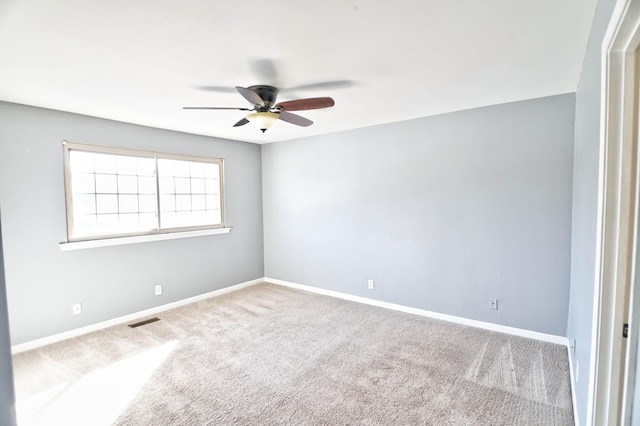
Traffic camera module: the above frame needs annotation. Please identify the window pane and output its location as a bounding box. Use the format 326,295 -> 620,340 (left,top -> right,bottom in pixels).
70,151 -> 95,173
138,176 -> 156,194
176,194 -> 191,211
118,175 -> 138,194
175,177 -> 190,194
174,160 -> 190,177
159,194 -> 175,212
191,178 -> 205,194
96,194 -> 118,214
206,194 -> 220,209
176,211 -> 192,226
74,214 -> 97,234
94,153 -> 117,174
160,211 -> 176,229
204,163 -> 218,178
192,194 -> 206,211
96,213 -> 119,230
95,174 -> 117,193
73,173 -> 95,194
139,194 -> 156,213
207,209 -> 221,224
190,162 -> 205,178
138,158 -> 156,176
117,156 -> 137,175
118,194 -> 138,213
192,210 -> 207,225
157,158 -> 173,176
159,176 -> 174,194
205,179 -> 219,194
119,213 -> 139,228
140,213 -> 157,229
74,194 -> 96,215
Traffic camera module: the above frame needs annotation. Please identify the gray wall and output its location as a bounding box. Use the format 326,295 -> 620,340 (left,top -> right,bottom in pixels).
0,213 -> 17,425
566,0 -> 617,422
0,101 -> 264,345
263,94 -> 575,336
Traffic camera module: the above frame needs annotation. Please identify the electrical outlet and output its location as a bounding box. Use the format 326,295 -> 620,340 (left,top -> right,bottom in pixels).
155,284 -> 162,296
367,279 -> 374,290
490,298 -> 498,310
72,303 -> 82,315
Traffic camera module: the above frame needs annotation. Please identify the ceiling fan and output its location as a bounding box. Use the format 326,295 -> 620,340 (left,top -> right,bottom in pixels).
183,85 -> 335,133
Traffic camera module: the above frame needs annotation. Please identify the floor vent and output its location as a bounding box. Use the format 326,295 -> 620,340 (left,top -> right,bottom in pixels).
128,317 -> 161,328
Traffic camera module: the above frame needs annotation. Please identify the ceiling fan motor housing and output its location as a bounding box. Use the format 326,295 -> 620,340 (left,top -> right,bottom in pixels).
248,85 -> 279,110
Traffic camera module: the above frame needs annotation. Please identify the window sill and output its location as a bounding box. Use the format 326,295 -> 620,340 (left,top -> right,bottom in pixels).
59,228 -> 231,251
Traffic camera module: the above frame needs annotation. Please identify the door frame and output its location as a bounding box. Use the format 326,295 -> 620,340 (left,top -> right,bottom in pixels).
590,0 -> 640,424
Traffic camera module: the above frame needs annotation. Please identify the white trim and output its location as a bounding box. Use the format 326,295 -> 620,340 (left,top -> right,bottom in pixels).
265,278 -> 568,345
11,277 -> 262,354
590,0 -> 640,424
59,227 -> 231,251
13,275 -> 570,363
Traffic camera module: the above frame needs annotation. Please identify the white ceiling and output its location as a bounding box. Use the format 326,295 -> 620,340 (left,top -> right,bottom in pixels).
0,0 -> 597,144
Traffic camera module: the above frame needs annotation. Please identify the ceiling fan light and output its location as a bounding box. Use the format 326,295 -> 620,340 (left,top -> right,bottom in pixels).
246,111 -> 279,132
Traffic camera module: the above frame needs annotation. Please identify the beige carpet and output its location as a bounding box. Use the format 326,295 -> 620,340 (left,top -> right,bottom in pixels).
12,283 -> 574,425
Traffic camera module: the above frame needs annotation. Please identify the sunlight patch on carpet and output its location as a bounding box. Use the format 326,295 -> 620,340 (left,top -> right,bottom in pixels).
16,340 -> 178,426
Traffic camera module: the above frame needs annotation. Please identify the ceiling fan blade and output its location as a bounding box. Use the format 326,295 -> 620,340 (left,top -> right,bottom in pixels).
195,85 -> 237,93
233,118 -> 250,127
278,111 -> 313,127
276,97 -> 335,112
236,86 -> 265,106
249,58 -> 279,86
285,80 -> 353,92
183,106 -> 251,110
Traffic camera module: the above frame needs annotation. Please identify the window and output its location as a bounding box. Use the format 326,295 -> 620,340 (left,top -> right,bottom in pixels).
63,141 -> 225,242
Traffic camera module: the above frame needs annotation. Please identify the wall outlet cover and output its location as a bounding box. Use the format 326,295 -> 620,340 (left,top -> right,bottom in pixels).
72,303 -> 82,315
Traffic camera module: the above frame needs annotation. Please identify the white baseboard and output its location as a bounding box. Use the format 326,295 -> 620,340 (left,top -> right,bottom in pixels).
11,278 -> 264,354
265,277 -> 569,346
13,275 -> 570,353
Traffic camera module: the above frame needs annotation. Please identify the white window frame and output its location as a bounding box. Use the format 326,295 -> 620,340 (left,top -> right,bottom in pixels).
62,141 -> 227,246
